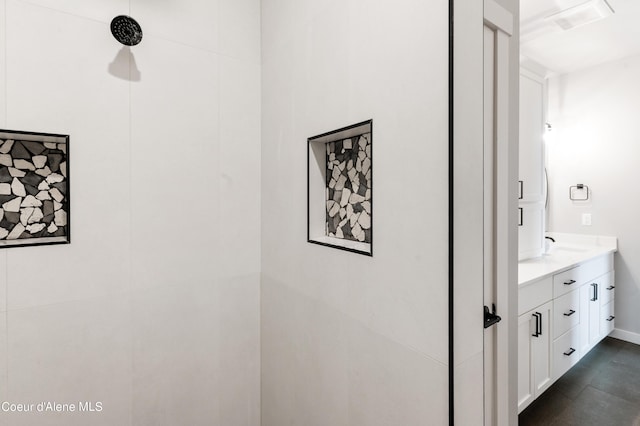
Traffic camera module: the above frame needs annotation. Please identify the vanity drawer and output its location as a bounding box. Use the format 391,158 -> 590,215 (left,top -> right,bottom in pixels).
601,301 -> 615,336
552,254 -> 614,298
581,254 -> 613,283
553,327 -> 581,380
553,267 -> 583,298
600,271 -> 615,305
554,289 -> 580,339
519,276 -> 553,315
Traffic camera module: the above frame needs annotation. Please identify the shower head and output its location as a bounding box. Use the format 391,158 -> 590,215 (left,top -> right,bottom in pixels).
111,15 -> 143,46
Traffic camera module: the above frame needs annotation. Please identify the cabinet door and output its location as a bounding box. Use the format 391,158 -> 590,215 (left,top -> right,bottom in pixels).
518,204 -> 544,261
579,284 -> 590,356
532,301 -> 553,397
519,71 -> 545,203
588,283 -> 602,348
580,282 -> 602,355
518,312 -> 535,413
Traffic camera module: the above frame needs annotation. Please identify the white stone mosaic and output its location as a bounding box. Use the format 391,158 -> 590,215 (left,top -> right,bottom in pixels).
325,133 -> 371,243
0,137 -> 69,244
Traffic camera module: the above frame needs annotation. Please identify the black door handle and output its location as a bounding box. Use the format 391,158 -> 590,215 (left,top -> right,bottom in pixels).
484,304 -> 502,329
591,283 -> 598,302
532,312 -> 542,337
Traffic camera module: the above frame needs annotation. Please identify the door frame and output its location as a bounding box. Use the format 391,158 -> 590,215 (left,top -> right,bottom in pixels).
450,0 -> 519,424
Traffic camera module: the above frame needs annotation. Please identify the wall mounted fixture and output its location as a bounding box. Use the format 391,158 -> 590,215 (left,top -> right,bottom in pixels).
545,0 -> 614,31
570,184 -> 590,201
111,15 -> 143,46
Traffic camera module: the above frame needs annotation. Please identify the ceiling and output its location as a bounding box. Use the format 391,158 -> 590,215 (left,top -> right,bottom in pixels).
520,0 -> 640,76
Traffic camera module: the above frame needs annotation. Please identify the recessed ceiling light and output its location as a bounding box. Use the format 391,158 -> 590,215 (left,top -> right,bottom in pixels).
545,0 -> 615,31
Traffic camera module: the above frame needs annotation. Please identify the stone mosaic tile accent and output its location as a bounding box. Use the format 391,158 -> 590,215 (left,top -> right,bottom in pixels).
0,137 -> 69,244
325,133 -> 371,243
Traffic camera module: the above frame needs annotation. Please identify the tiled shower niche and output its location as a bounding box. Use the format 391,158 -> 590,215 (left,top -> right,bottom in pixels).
0,129 -> 70,248
308,120 -> 372,256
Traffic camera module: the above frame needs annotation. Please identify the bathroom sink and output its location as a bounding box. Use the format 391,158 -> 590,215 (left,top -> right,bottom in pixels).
553,246 -> 590,253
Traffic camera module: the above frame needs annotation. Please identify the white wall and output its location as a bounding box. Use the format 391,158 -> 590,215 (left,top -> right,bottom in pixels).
547,54 -> 640,341
0,0 -> 260,425
261,0 -> 450,424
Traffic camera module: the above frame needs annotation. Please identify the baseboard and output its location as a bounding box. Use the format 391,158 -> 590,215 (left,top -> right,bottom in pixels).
610,328 -> 640,345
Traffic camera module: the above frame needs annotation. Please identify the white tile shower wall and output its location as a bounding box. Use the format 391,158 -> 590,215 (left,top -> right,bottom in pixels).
0,0 -> 5,126
5,1 -> 131,309
219,0 -> 261,63
129,35 -> 220,291
219,56 -> 261,279
0,314 -> 6,426
261,0 -> 449,424
2,1 -> 261,425
131,281 -> 220,425
15,0 -> 127,23
7,296 -> 132,426
130,0 -> 219,53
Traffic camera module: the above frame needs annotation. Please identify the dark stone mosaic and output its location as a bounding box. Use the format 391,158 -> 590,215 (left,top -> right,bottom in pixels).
325,133 -> 371,243
0,137 -> 69,243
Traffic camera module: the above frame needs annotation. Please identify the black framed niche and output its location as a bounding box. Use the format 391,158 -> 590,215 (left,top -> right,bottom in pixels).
0,129 -> 70,248
307,120 -> 372,256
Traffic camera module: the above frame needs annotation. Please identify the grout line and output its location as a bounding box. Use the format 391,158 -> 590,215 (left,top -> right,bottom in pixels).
3,0 -> 8,408
127,1 -> 134,424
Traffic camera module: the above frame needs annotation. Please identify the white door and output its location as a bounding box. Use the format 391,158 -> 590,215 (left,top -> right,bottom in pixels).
483,1 -> 515,425
453,0 -> 517,424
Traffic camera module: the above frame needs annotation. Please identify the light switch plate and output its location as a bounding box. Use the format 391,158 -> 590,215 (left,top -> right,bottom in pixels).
582,213 -> 592,226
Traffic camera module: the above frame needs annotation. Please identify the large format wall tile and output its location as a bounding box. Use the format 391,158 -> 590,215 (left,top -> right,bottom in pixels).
132,281 -> 220,426
261,276 -> 349,426
261,0 -> 450,423
2,1 -> 261,425
219,57 -> 261,280
0,254 -> 6,312
218,274 -> 260,426
15,0 -> 127,24
0,0 -> 6,126
7,296 -> 132,426
130,0 -> 219,53
347,320 -> 448,426
219,0 -> 260,63
5,1 -> 131,309
130,36 -> 220,291
0,314 -> 7,426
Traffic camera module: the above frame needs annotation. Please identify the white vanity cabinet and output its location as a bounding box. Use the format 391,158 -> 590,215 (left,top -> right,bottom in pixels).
518,250 -> 615,413
518,299 -> 553,413
579,269 -> 614,356
518,69 -> 546,260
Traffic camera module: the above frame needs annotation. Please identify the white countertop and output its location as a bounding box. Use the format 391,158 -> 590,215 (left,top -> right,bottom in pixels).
518,233 -> 618,287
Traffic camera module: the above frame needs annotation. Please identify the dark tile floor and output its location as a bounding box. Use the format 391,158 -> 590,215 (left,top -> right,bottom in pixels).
519,337 -> 640,426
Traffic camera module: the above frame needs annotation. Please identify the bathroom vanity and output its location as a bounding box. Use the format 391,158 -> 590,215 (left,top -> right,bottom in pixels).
517,233 -> 617,413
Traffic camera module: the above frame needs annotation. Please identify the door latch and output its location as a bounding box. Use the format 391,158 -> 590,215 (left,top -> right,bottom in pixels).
484,304 -> 502,329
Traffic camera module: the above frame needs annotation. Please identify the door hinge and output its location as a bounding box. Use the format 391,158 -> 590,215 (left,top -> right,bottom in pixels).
484,304 -> 502,329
